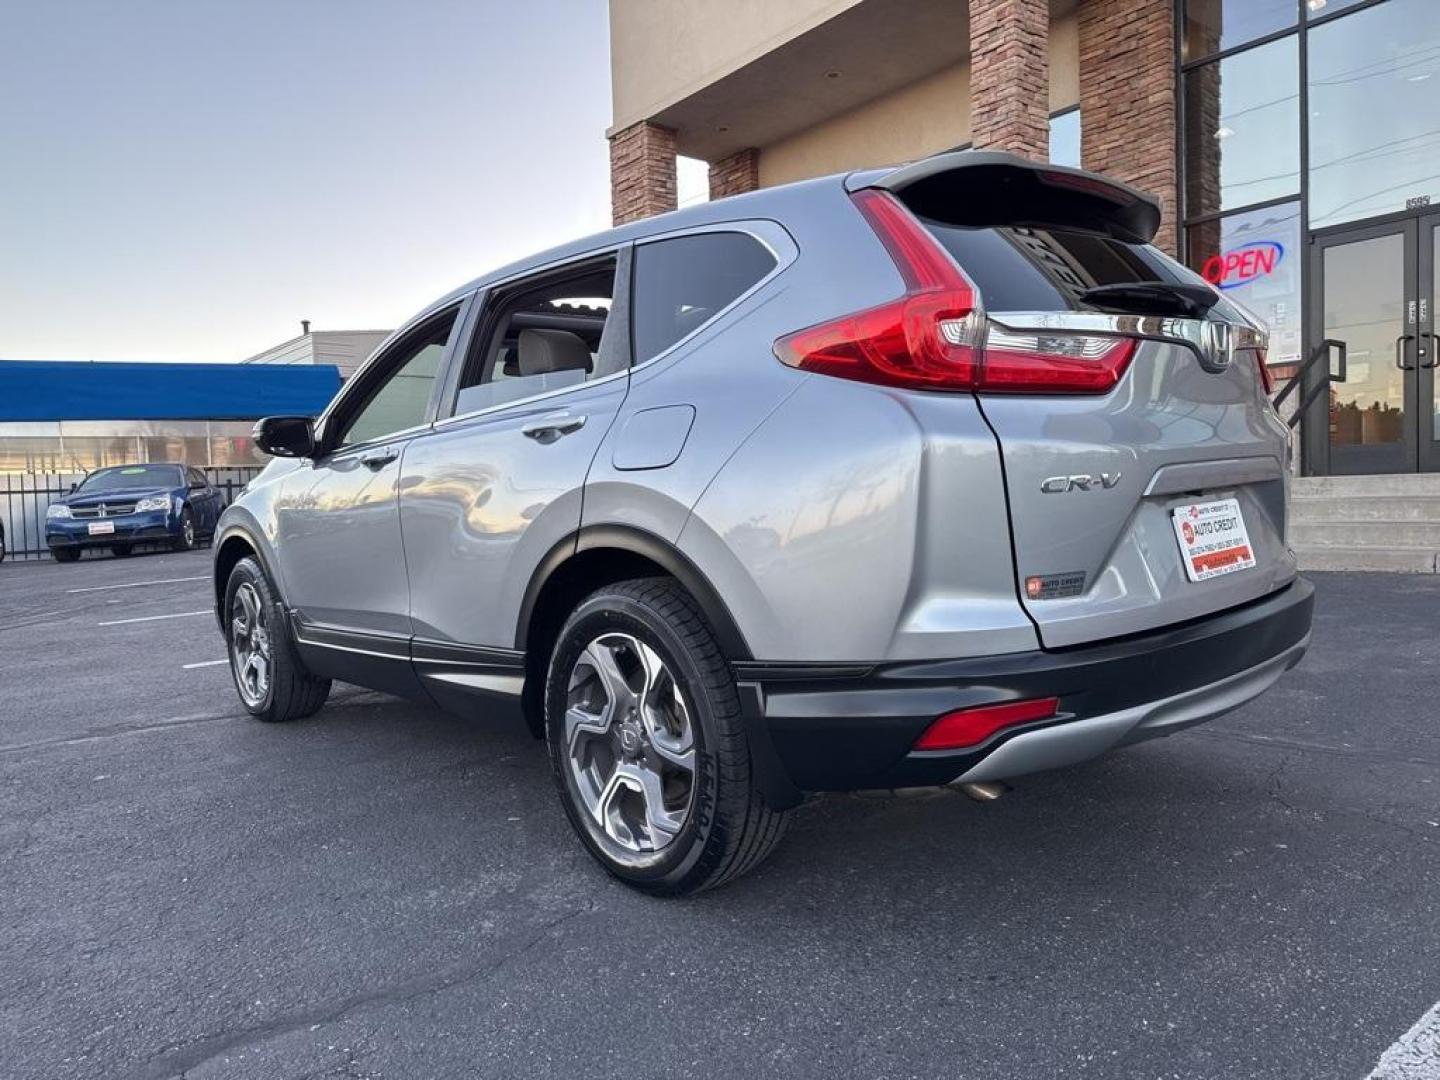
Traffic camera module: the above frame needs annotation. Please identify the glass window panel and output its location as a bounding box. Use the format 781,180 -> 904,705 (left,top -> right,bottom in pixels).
1304,0 -> 1368,20
632,233 -> 777,363
1186,201 -> 1303,370
1048,109 -> 1081,167
1184,36 -> 1300,217
1308,0 -> 1440,228
1184,0 -> 1297,61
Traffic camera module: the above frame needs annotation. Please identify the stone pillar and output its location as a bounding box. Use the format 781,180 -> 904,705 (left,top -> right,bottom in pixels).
708,148 -> 760,201
1079,0 -> 1180,254
610,121 -> 677,226
969,0 -> 1050,158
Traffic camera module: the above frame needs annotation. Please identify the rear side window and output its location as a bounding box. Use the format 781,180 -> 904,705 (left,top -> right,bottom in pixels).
920,219 -> 1248,322
632,232 -> 776,363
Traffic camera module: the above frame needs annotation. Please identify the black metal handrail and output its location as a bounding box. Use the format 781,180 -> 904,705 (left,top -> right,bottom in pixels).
1273,338 -> 1346,430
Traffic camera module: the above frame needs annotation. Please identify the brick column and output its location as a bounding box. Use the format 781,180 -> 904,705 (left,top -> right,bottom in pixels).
708,148 -> 760,201
610,121 -> 677,226
1079,0 -> 1179,254
969,0 -> 1049,158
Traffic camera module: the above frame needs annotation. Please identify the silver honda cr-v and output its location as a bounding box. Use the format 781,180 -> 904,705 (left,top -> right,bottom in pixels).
215,151 -> 1313,895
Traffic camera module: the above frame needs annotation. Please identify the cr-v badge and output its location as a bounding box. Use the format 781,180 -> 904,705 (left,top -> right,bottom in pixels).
1040,472 -> 1122,493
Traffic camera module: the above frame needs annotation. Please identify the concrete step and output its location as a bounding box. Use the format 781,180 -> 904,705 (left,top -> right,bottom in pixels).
1289,494 -> 1440,522
1289,520 -> 1440,547
1295,546 -> 1439,573
1291,474 -> 1440,497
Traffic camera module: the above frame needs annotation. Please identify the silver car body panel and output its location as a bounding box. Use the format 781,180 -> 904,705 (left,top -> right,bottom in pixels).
222,162 -> 1296,668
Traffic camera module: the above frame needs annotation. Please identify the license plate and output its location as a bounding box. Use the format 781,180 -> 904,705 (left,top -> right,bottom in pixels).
87,521 -> 115,536
1171,498 -> 1255,582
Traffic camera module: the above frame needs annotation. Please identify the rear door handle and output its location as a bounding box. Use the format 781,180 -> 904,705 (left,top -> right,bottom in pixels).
358,447 -> 399,470
521,412 -> 588,443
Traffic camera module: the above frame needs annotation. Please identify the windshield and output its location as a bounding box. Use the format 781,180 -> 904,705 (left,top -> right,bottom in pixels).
76,465 -> 183,494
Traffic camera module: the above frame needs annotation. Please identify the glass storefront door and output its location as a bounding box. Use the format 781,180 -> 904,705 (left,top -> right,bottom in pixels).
1307,218 -> 1440,474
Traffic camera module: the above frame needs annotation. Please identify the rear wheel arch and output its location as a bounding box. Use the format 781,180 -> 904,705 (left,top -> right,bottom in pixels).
516,526 -> 752,734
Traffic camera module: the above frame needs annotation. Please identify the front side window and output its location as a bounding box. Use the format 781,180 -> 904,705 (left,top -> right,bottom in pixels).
632,232 -> 777,364
451,256 -> 618,417
337,311 -> 457,447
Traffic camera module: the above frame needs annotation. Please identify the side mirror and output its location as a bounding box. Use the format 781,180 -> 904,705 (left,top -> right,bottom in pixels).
68,482 -> 77,494
253,415 -> 317,458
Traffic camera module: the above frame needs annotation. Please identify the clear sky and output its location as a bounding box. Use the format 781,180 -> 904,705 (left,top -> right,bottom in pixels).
0,0 -> 699,363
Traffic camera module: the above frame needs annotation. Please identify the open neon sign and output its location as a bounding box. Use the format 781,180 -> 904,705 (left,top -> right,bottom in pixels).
1201,241 -> 1283,290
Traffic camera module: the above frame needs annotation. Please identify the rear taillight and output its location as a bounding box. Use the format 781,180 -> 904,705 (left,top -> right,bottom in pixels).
912,697 -> 1060,752
774,189 -> 1135,394
1253,347 -> 1275,394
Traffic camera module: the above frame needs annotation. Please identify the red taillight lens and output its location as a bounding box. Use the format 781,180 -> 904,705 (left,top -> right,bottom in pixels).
775,189 -> 1133,394
912,697 -> 1060,752
1253,347 -> 1275,394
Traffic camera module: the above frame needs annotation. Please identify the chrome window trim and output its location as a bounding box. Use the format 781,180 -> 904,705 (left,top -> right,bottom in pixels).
988,310 -> 1268,373
430,219 -> 797,431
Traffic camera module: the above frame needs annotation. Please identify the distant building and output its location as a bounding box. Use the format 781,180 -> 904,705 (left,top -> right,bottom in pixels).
243,327 -> 391,379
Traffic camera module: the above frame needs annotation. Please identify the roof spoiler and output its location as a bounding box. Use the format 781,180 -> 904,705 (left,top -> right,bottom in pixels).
845,150 -> 1163,246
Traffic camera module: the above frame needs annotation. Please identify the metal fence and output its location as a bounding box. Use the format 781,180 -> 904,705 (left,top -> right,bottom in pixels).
0,466 -> 265,561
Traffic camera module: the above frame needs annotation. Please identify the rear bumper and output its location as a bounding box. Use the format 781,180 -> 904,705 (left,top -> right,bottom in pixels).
736,577 -> 1313,806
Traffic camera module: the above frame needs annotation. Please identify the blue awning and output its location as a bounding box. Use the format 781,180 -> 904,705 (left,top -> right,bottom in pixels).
0,360 -> 341,422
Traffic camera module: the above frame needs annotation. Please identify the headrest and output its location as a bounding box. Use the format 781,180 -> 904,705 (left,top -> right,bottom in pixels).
517,329 -> 592,376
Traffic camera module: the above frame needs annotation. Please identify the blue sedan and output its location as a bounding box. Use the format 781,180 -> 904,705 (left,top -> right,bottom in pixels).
45,463 -> 223,561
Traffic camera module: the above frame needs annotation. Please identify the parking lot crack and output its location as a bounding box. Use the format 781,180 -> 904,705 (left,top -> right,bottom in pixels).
137,902 -> 594,1080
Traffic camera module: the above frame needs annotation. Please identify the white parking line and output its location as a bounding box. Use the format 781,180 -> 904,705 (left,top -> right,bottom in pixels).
67,575 -> 207,595
97,609 -> 212,627
1365,1000 -> 1440,1079
182,659 -> 229,669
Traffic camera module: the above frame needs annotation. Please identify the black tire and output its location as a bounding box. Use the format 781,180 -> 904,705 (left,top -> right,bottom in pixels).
545,577 -> 788,896
172,507 -> 197,551
111,543 -> 133,558
223,556 -> 331,722
52,547 -> 80,563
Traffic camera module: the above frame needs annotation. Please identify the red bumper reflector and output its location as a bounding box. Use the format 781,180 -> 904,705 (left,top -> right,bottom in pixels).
912,697 -> 1060,752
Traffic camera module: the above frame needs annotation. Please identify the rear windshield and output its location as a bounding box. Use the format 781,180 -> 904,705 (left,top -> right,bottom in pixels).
920,219 -> 1249,322
76,465 -> 182,493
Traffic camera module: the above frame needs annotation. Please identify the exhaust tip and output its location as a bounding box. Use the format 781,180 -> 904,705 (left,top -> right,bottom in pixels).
953,780 -> 1009,802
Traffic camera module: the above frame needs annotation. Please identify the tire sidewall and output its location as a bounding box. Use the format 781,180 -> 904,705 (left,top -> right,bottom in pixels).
176,507 -> 196,551
224,557 -> 276,716
545,590 -> 722,889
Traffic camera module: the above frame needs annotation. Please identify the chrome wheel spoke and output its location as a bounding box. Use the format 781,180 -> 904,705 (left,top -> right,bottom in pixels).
563,630 -> 698,862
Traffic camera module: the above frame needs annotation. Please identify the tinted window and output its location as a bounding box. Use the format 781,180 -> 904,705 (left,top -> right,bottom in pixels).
1183,36 -> 1300,216
339,312 -> 455,446
1183,0 -> 1297,62
632,233 -> 776,363
1308,0 -> 1440,228
77,464 -> 183,493
923,221 -> 1249,322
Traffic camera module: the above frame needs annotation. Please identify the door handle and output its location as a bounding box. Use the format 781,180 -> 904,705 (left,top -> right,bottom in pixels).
521,412 -> 588,443
1425,332 -> 1440,369
358,447 -> 399,470
1395,333 -> 1417,371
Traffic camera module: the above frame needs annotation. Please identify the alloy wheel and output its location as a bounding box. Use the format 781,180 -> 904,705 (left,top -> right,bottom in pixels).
563,632 -> 697,864
229,582 -> 272,707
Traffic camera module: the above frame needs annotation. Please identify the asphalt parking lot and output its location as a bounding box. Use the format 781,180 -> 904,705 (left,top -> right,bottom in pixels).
1,550 -> 1437,1080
